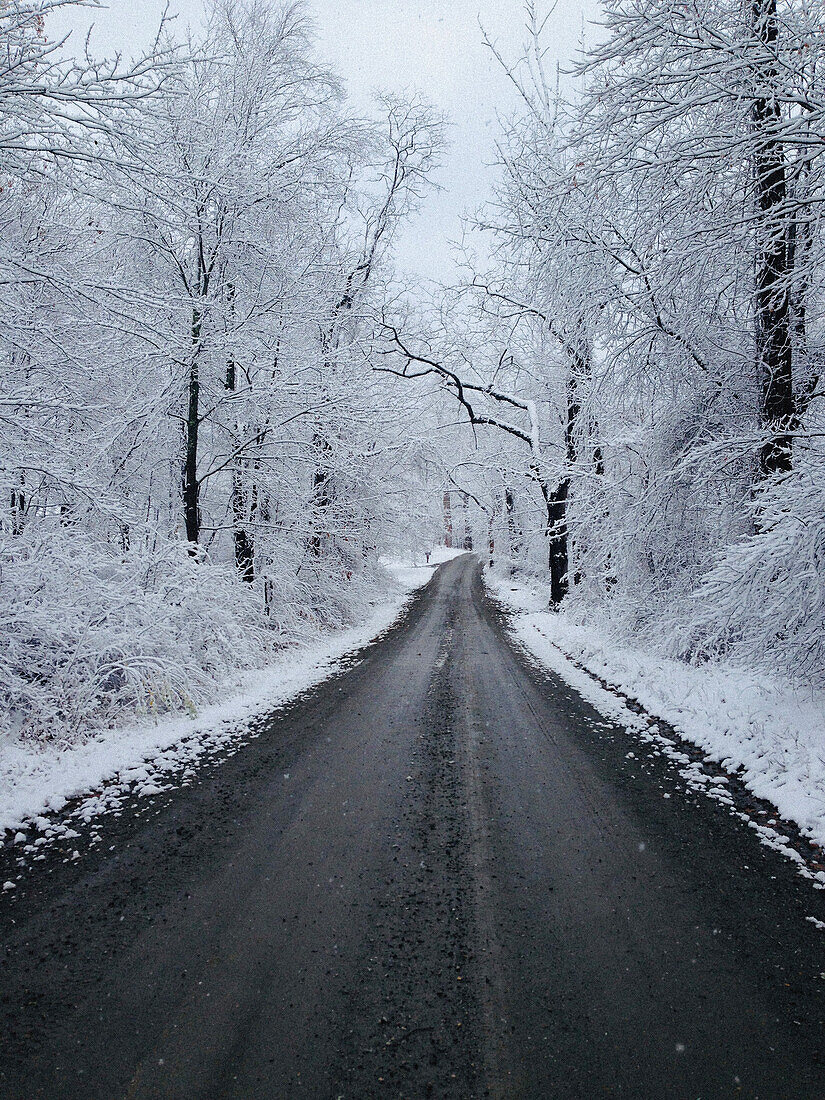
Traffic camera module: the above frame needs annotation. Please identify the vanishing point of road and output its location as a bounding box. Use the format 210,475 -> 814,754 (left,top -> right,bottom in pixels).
3,555 -> 825,1098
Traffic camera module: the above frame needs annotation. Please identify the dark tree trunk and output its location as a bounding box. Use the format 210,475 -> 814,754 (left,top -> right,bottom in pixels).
504,486 -> 521,559
264,577 -> 275,616
461,491 -> 473,550
10,487 -> 25,536
753,0 -> 794,476
539,327 -> 589,606
593,442 -> 605,477
225,286 -> 256,583
234,524 -> 255,582
544,477 -> 570,607
183,305 -> 202,546
232,464 -> 255,583
539,318 -> 600,605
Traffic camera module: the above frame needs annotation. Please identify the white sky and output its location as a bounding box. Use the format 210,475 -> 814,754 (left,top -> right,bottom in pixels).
50,0 -> 598,282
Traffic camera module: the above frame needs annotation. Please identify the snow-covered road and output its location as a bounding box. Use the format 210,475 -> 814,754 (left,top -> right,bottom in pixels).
2,554 -> 825,1098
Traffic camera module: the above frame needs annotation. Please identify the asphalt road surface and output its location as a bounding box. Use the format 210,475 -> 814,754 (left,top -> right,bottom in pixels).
3,554 -> 825,1099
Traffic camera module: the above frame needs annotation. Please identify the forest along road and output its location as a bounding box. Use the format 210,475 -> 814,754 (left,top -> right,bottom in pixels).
3,556 -> 825,1099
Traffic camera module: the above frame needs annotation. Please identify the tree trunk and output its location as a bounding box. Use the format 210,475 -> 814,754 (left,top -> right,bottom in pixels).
545,477 -> 569,607
461,491 -> 473,550
183,305 -> 201,546
10,484 -> 25,536
231,458 -> 255,584
309,433 -> 331,557
593,442 -> 605,477
539,328 -> 589,606
225,287 -> 256,583
753,0 -> 794,476
504,486 -> 521,560
540,321 -> 594,605
233,509 -> 255,582
443,491 -> 453,548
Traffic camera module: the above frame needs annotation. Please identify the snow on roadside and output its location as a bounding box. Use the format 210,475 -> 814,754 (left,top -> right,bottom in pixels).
0,557 -> 439,840
486,570 -> 825,858
378,545 -> 464,592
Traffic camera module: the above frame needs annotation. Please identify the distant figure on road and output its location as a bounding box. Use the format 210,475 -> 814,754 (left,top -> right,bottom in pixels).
425,551 -> 431,564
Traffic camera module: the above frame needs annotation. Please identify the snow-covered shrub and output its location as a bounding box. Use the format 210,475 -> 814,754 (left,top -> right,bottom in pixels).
566,383 -> 755,632
685,448 -> 825,682
260,539 -> 396,640
0,530 -> 271,742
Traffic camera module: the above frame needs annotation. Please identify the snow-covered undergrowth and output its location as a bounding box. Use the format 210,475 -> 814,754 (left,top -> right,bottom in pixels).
686,460 -> 825,682
0,530 -> 431,747
487,570 -> 825,852
0,546 -> 442,836
0,531 -> 271,744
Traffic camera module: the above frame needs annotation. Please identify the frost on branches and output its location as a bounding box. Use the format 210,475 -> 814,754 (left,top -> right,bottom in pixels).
380,0 -> 825,684
0,0 -> 444,741
3,0 -> 825,752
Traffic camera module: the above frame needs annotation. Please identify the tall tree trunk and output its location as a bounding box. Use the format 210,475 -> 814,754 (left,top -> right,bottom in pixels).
461,491 -> 473,550
10,482 -> 25,536
309,431 -> 331,557
443,490 -> 453,548
232,467 -> 255,583
183,305 -> 201,546
543,327 -> 591,606
542,476 -> 570,607
593,442 -> 605,477
224,283 -> 256,582
504,486 -> 521,560
753,0 -> 794,476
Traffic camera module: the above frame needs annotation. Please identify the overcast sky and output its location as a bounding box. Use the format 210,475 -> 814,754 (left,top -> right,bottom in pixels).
50,0 -> 598,282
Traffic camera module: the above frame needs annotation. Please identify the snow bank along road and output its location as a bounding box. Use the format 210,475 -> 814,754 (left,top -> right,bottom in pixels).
3,555 -> 825,1099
